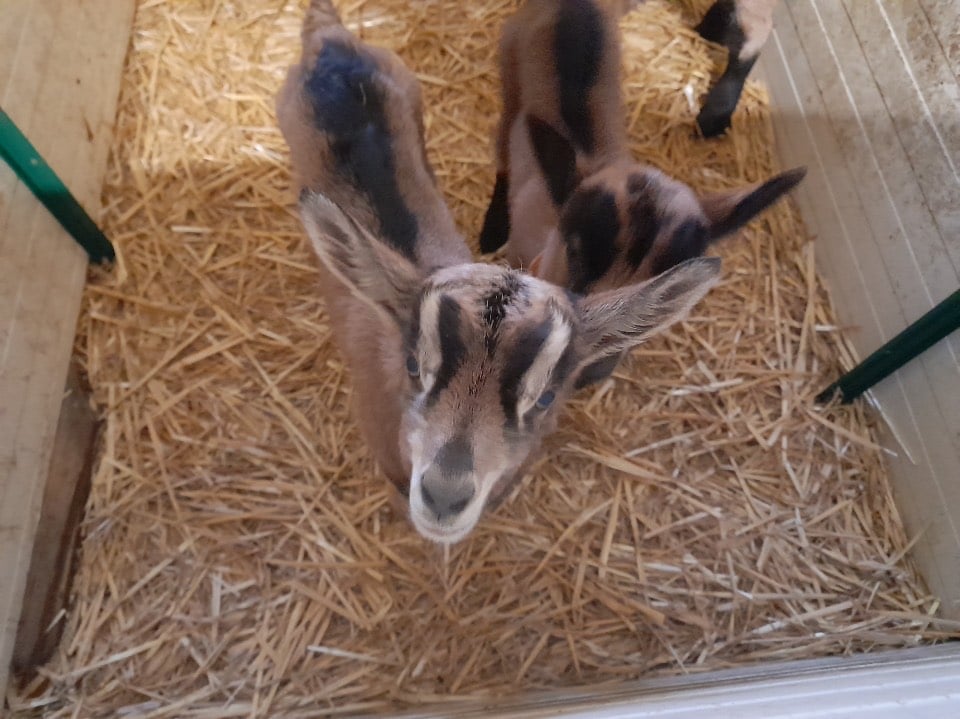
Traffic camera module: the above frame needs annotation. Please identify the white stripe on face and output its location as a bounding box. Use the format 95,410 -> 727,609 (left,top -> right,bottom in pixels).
517,314 -> 571,417
417,290 -> 442,394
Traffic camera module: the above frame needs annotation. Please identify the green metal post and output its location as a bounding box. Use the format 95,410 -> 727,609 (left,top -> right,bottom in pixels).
0,109 -> 114,264
817,288 -> 960,404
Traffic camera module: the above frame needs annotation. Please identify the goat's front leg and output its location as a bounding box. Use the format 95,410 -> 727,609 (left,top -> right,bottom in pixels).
695,0 -> 773,138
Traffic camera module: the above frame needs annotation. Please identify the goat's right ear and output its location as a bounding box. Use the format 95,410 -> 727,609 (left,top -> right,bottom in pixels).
699,167 -> 806,240
299,191 -> 423,328
526,115 -> 578,207
574,256 -> 722,371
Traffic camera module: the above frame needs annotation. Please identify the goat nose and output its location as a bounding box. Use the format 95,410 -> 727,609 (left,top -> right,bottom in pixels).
420,479 -> 475,520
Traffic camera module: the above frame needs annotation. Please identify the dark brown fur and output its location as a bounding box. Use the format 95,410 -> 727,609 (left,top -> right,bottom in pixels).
480,0 -> 802,294
277,1 -> 469,495
696,0 -> 777,137
280,0 -> 725,545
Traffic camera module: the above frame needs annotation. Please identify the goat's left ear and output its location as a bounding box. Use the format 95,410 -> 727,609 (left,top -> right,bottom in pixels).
574,256 -> 722,369
699,167 -> 806,240
526,115 -> 578,207
299,190 -> 423,329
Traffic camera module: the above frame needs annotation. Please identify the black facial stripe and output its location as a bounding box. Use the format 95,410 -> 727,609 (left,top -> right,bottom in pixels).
435,435 -> 473,477
562,187 -> 620,294
430,294 -> 466,403
499,317 -> 553,428
306,39 -> 419,261
625,175 -> 660,269
650,219 -> 709,277
481,273 -> 523,355
555,0 -> 604,152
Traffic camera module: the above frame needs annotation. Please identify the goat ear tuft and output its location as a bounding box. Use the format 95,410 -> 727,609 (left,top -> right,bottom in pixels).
700,167 -> 806,240
526,115 -> 578,207
574,256 -> 721,370
299,191 -> 423,328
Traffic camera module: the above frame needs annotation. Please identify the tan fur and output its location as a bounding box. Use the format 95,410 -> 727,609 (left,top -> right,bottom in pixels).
276,1 -> 469,495
278,19 -> 467,270
280,0 -> 723,544
494,0 -> 626,175
488,0 -> 801,292
735,0 -> 776,61
494,0 -> 624,269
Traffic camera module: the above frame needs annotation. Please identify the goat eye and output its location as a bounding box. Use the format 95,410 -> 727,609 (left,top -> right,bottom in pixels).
406,354 -> 420,377
535,390 -> 556,410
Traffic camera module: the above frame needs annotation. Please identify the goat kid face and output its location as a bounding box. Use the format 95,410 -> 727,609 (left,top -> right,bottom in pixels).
524,119 -> 806,293
399,263 -> 575,543
300,192 -> 722,544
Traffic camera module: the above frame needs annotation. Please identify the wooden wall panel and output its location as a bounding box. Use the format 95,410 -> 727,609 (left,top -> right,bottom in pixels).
759,0 -> 960,617
0,0 -> 136,691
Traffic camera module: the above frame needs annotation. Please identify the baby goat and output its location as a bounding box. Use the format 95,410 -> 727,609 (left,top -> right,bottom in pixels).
479,0 -> 803,293
695,0 -> 777,138
278,0 -> 723,544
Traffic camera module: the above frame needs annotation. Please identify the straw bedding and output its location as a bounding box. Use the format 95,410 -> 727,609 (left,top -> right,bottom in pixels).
8,0 -> 954,716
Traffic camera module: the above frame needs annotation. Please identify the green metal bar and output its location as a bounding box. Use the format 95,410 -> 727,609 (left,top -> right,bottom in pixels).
818,288 -> 960,404
0,108 -> 114,264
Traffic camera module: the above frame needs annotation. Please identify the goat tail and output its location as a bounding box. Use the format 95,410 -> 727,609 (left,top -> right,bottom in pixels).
302,0 -> 342,40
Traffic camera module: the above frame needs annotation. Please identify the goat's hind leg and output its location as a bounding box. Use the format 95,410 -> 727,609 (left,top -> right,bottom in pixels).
479,174 -> 512,254
479,24 -> 522,254
695,0 -> 735,43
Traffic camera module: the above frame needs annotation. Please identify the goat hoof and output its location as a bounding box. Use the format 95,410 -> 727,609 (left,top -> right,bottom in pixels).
696,108 -> 732,138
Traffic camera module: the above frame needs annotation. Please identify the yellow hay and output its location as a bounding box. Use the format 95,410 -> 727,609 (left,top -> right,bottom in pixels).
7,0 -> 951,716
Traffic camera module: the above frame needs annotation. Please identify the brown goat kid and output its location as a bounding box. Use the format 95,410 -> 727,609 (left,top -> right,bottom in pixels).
479,0 -> 803,295
278,0 -> 723,544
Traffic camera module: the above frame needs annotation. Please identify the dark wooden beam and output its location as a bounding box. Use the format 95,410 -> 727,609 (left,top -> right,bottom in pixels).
11,364 -> 98,676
